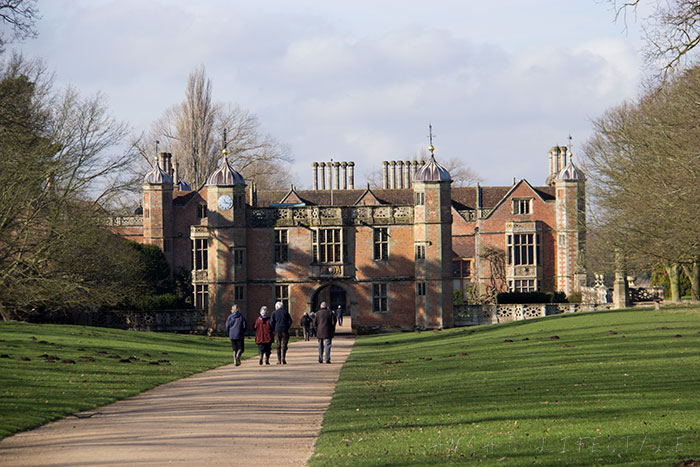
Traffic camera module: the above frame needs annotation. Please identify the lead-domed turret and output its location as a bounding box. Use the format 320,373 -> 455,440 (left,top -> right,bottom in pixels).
413,148 -> 451,183
556,157 -> 583,182
206,148 -> 245,186
144,158 -> 173,185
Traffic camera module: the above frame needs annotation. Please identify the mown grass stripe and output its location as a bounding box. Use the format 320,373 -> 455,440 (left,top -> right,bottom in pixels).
0,322 -> 242,438
310,308 -> 700,466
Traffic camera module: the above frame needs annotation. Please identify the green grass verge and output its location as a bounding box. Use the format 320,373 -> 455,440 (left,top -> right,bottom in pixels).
0,321 -> 253,438
311,308 -> 700,466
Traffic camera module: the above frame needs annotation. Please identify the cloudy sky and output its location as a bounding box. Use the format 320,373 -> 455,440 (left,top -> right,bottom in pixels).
14,0 -> 650,187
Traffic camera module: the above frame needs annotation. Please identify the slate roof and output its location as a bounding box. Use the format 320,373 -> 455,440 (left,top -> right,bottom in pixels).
172,190 -> 200,207
251,183 -> 554,208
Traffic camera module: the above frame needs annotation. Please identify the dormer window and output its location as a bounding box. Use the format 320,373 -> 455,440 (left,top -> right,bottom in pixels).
512,198 -> 532,215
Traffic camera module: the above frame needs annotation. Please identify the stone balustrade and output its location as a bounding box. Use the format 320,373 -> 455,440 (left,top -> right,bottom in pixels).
453,303 -> 614,326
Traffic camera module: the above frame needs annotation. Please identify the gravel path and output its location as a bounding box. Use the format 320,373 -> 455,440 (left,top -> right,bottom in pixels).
0,326 -> 355,467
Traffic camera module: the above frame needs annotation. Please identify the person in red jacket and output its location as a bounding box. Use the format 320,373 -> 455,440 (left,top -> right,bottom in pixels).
254,306 -> 273,365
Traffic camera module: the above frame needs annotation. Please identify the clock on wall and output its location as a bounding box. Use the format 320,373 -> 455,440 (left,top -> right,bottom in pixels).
217,194 -> 233,210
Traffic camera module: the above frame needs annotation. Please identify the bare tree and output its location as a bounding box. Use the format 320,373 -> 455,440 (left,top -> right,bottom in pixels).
611,0 -> 700,74
0,0 -> 38,50
582,64 -> 700,300
137,66 -> 293,190
0,55 -> 144,320
441,156 -> 484,187
480,246 -> 507,303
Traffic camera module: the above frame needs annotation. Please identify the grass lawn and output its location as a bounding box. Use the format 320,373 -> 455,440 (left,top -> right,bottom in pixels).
311,308 -> 700,466
0,321 -> 254,439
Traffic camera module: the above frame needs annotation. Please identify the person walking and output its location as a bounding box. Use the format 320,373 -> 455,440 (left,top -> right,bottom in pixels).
225,304 -> 247,366
336,305 -> 344,326
254,306 -> 273,365
309,310 -> 317,337
270,301 -> 292,364
300,312 -> 311,341
314,301 -> 336,364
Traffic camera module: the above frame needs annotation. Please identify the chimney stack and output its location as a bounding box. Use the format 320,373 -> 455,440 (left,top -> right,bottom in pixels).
334,161 -> 340,190
558,146 -> 568,172
174,160 -> 180,189
312,160 -> 356,190
312,162 -> 319,190
320,162 -> 326,190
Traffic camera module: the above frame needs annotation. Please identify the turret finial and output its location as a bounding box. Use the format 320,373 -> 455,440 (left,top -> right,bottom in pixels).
428,124 -> 435,156
222,128 -> 229,157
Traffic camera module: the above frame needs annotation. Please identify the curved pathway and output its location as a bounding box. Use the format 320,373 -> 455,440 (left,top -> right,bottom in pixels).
0,324 -> 355,467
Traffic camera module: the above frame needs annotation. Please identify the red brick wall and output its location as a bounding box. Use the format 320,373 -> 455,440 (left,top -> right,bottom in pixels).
478,182 -> 557,293
355,225 -> 414,280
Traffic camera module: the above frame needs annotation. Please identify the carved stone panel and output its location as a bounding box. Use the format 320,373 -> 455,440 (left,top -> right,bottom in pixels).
193,270 -> 208,283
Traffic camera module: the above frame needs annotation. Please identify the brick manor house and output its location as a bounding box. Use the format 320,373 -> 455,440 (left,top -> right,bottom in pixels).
109,144 -> 585,333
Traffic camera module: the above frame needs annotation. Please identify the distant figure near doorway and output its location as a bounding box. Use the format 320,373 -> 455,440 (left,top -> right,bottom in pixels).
300,312 -> 312,341
335,305 -> 344,326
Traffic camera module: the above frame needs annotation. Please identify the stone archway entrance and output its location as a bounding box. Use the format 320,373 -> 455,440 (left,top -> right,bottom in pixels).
311,284 -> 347,313
310,282 -> 353,330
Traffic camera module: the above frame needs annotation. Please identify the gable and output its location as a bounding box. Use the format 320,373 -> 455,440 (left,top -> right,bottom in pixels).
484,179 -> 549,219
451,205 -> 475,234
354,188 -> 384,206
280,189 -> 305,205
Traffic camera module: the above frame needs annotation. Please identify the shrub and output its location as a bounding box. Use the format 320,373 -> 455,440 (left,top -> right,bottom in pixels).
567,291 -> 582,303
452,289 -> 465,306
132,293 -> 180,311
129,242 -> 174,295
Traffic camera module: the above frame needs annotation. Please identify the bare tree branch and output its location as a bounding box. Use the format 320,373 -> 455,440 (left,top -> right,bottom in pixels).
135,66 -> 294,191
0,0 -> 38,50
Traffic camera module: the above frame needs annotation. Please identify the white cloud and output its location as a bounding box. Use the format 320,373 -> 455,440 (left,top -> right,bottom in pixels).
14,1 -> 645,187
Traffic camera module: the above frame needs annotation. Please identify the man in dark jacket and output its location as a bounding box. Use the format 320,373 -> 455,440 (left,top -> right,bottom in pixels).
300,312 -> 312,341
270,301 -> 292,364
335,305 -> 344,326
314,301 -> 336,364
225,304 -> 247,366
